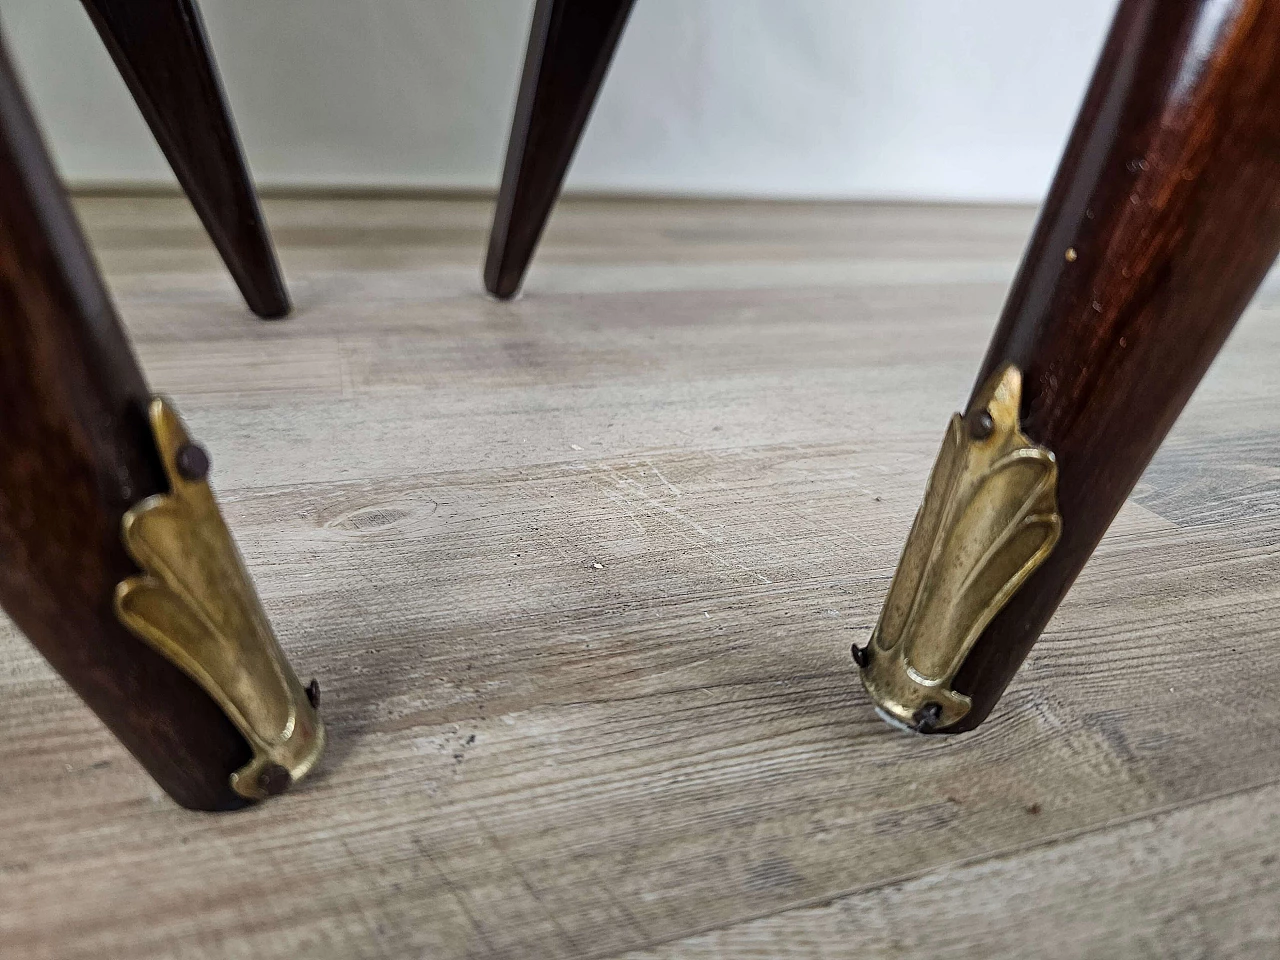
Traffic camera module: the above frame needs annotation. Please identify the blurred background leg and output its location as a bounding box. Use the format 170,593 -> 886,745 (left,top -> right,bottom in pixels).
484,0 -> 636,299
80,0 -> 291,318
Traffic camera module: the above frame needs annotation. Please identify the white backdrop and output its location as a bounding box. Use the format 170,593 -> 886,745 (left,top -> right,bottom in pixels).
4,0 -> 1118,201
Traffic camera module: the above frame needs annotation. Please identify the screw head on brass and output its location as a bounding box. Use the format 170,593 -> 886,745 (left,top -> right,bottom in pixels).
174,443 -> 211,482
914,702 -> 944,732
257,763 -> 293,797
850,643 -> 871,669
967,408 -> 995,440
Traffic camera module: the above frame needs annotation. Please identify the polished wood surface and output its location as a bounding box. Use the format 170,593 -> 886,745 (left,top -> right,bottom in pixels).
950,0 -> 1280,729
80,0 -> 290,319
0,41 -> 248,810
4,192 -> 1278,958
484,0 -> 635,299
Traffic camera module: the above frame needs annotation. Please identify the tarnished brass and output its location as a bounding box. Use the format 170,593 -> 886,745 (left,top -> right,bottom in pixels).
116,398 -> 325,800
857,364 -> 1061,731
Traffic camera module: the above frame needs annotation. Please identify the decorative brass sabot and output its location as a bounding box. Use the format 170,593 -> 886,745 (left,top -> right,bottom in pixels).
857,364 -> 1061,732
116,398 -> 325,800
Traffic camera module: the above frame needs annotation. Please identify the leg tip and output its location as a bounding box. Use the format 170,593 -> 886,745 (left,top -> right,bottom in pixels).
247,291 -> 292,321
483,252 -> 526,300
483,273 -> 522,301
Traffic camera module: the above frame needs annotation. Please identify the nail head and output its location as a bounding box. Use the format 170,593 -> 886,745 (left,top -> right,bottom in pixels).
915,702 -> 943,732
175,443 -> 210,482
256,763 -> 293,797
968,409 -> 995,440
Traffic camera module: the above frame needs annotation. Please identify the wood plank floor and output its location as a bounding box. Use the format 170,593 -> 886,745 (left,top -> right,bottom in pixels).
3,195 -> 1279,960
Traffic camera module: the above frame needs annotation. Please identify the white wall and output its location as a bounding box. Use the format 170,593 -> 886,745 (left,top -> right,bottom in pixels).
3,0 -> 1119,202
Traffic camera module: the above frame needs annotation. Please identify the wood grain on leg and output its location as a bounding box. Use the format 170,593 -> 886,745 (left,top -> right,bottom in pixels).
882,0 -> 1280,730
0,35 -> 249,810
80,0 -> 290,318
484,0 -> 636,299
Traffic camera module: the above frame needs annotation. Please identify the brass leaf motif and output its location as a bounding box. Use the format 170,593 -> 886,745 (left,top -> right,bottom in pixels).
115,398 -> 325,800
859,364 -> 1061,731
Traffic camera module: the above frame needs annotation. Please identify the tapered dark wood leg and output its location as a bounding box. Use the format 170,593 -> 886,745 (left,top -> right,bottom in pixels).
0,36 -> 253,810
80,0 -> 290,319
484,0 -> 636,299
856,0 -> 1280,733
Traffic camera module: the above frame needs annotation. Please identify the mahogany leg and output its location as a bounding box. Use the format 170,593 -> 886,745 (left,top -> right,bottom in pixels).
80,0 -> 290,319
854,0 -> 1280,733
484,0 -> 636,299
0,34 -> 321,809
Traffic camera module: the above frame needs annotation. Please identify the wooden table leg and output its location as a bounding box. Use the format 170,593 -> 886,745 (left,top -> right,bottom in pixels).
79,0 -> 290,319
856,0 -> 1280,733
0,35 -> 319,808
484,0 -> 636,299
